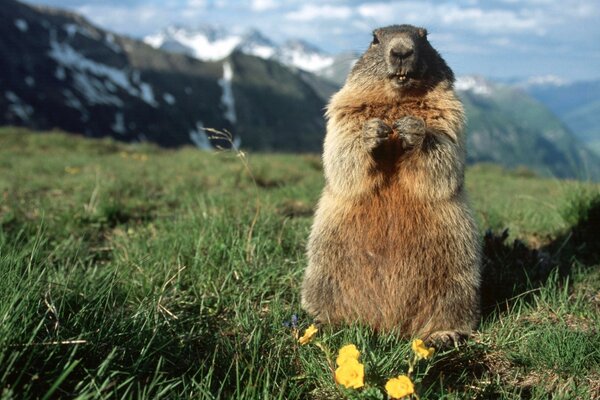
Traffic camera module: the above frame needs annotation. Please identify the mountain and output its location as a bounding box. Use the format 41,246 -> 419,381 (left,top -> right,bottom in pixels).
456,76 -> 600,180
1,0 -> 599,180
316,52 -> 359,86
144,25 -> 336,74
522,78 -> 600,155
0,0 -> 330,151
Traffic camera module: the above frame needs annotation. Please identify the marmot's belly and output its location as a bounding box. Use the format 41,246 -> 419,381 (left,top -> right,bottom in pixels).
307,195 -> 478,329
326,197 -> 472,268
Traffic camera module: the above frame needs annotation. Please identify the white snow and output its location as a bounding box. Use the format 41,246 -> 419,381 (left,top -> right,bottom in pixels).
71,72 -> 123,106
63,23 -> 97,40
139,83 -> 158,107
131,70 -> 141,84
48,39 -> 158,107
104,79 -> 117,92
278,50 -> 334,72
111,112 -> 126,134
232,135 -> 242,149
244,44 -> 276,59
5,91 -> 33,121
55,66 -> 66,81
455,76 -> 493,95
64,24 -> 77,38
62,89 -> 84,111
15,19 -> 28,32
522,75 -> 568,87
104,33 -> 122,53
143,33 -> 165,49
189,121 -> 211,149
145,25 -> 336,73
163,93 -> 176,105
144,27 -> 242,61
218,61 -> 237,124
276,40 -> 336,72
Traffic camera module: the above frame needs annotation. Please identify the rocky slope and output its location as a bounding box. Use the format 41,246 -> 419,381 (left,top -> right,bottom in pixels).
0,0 -> 330,151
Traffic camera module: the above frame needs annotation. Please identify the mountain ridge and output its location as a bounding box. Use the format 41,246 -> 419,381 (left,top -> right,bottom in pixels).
0,0 -> 332,151
1,0 -> 599,180
143,24 -> 336,74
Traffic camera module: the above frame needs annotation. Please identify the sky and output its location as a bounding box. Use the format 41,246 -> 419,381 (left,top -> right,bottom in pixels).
27,0 -> 600,82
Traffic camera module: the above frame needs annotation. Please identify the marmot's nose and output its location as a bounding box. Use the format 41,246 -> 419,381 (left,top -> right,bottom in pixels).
390,46 -> 414,60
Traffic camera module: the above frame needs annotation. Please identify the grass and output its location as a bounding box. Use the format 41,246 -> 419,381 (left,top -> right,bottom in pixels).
1,127 -> 599,399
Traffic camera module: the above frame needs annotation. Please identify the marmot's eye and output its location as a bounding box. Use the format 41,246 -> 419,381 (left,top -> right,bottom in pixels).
371,34 -> 380,45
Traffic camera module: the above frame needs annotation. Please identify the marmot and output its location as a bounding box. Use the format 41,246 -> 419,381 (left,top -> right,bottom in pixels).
301,25 -> 481,344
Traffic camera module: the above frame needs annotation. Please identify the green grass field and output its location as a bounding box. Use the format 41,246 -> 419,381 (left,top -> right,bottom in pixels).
1,128 -> 599,399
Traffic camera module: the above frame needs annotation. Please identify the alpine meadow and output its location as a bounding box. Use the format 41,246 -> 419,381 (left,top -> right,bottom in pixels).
2,0 -> 600,398
0,128 -> 599,399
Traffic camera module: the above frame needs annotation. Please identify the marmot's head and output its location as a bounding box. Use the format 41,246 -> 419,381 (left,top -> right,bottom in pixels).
348,25 -> 454,93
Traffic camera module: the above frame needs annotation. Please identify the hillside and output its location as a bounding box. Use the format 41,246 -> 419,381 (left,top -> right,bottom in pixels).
457,77 -> 600,180
0,0 -> 331,151
1,128 -> 599,399
525,79 -> 600,155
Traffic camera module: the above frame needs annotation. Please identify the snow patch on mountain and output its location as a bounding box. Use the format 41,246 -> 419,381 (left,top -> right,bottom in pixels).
144,26 -> 242,61
236,29 -> 277,59
219,61 -> 236,124
55,66 -> 66,81
71,72 -> 122,106
104,33 -> 122,54
14,19 -> 28,32
163,93 -> 176,105
189,121 -> 211,149
521,75 -> 568,88
276,40 -> 334,72
63,23 -> 97,40
455,76 -> 493,95
62,89 -> 84,111
111,112 -> 126,134
5,91 -> 33,121
139,82 -> 158,107
48,38 -> 158,107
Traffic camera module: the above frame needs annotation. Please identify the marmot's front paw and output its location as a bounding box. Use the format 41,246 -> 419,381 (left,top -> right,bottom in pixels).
394,116 -> 426,150
363,118 -> 392,148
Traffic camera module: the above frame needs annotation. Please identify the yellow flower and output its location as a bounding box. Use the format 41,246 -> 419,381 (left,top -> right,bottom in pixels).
336,344 -> 360,366
298,324 -> 318,345
64,166 -> 81,174
411,339 -> 435,360
335,358 -> 364,389
132,153 -> 149,161
385,375 -> 414,399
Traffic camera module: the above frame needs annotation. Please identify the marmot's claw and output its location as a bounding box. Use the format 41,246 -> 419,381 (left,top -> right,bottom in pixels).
394,116 -> 426,150
425,330 -> 469,349
363,118 -> 392,148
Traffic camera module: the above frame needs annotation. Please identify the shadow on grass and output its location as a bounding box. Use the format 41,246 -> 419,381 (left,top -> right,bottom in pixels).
418,195 -> 600,399
481,194 -> 600,316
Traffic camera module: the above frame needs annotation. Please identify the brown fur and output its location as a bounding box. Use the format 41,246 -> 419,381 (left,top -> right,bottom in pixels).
301,25 -> 481,341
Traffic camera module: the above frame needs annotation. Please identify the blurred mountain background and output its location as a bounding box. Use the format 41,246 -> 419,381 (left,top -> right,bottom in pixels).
1,0 -> 599,180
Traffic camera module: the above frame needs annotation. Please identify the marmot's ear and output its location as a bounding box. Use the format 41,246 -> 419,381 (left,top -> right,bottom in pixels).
418,28 -> 428,38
